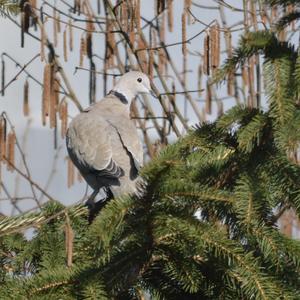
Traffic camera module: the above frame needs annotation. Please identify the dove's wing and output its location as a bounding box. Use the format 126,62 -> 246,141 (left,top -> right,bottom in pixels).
66,113 -> 124,179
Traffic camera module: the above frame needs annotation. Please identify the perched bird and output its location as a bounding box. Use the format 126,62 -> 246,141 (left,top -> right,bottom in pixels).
66,71 -> 153,213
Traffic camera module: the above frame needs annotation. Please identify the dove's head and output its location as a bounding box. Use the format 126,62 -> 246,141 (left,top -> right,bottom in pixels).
111,71 -> 155,103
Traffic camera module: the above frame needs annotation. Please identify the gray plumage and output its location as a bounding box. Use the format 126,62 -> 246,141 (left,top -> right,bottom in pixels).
66,71 -> 152,202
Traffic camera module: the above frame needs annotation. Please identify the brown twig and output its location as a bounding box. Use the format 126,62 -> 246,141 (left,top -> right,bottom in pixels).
0,54 -> 40,95
3,157 -> 56,203
2,112 -> 41,208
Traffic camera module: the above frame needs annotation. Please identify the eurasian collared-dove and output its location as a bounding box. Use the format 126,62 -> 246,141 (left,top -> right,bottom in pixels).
66,71 -> 153,209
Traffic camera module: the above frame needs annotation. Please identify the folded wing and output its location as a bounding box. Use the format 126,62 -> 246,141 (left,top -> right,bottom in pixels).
66,114 -> 124,179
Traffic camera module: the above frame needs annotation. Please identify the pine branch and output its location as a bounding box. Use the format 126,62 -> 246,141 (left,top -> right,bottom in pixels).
0,0 -> 19,17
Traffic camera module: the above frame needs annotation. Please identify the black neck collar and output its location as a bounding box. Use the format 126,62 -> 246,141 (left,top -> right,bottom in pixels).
109,90 -> 128,104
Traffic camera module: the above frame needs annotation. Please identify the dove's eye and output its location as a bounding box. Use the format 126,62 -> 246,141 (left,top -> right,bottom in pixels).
137,78 -> 142,83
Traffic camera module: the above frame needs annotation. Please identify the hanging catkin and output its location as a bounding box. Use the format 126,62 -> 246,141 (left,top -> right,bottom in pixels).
63,29 -> 68,62
167,0 -> 173,32
29,0 -> 36,8
151,25 -> 157,47
217,101 -> 223,117
184,0 -> 192,24
53,8 -> 58,47
106,21 -> 116,68
42,64 -> 51,126
250,1 -> 257,29
56,13 -> 61,33
158,48 -> 165,74
203,33 -> 210,76
248,57 -> 255,107
0,116 -> 6,161
49,75 -> 57,129
6,131 -> 16,171
157,0 -> 165,15
81,0 -> 89,15
20,2 -> 30,48
198,64 -> 202,97
67,157 -> 75,188
86,16 -> 95,33
65,215 -> 74,267
23,79 -> 30,116
89,61 -> 96,104
121,1 -> 128,32
79,36 -> 86,67
86,33 -> 93,59
68,20 -> 74,51
271,5 -> 277,23
1,57 -> 5,96
55,77 -> 60,109
135,0 -> 141,35
227,71 -> 234,97
210,23 -> 220,74
260,9 -> 268,25
205,82 -> 212,115
148,50 -> 154,80
75,0 -> 81,15
181,11 -> 187,55
129,16 -> 135,46
40,24 -> 46,62
160,10 -> 165,44
59,100 -> 68,138
137,38 -> 147,73
242,64 -> 248,87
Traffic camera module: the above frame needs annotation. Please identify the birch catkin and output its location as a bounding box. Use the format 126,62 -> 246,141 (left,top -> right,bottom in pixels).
20,2 -> 30,48
137,38 -> 147,73
56,13 -> 61,33
54,77 -> 60,109
210,23 -> 220,74
158,48 -> 165,74
63,28 -> 68,62
203,34 -> 210,76
40,24 -> 46,62
79,36 -> 86,67
135,0 -> 141,35
217,101 -> 223,117
198,64 -> 202,97
121,1 -> 128,31
42,64 -> 51,126
29,0 -> 36,8
242,64 -> 248,87
1,58 -> 5,96
68,20 -> 73,51
184,0 -> 192,24
67,157 -> 75,188
167,0 -> 173,32
65,215 -> 74,267
205,82 -> 212,115
53,8 -> 58,47
59,100 -> 68,138
129,16 -> 135,46
106,20 -> 115,68
148,50 -> 154,80
6,131 -> 16,171
181,11 -> 187,56
0,117 -> 6,161
23,79 -> 29,116
50,76 -> 60,129
160,10 -> 165,44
